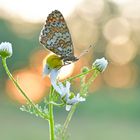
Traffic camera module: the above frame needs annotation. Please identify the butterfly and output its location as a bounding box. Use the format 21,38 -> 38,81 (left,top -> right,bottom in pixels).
39,10 -> 92,65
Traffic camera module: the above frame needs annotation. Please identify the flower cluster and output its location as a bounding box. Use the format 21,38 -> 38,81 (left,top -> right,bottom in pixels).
43,54 -> 86,111
42,54 -> 108,111
54,81 -> 85,111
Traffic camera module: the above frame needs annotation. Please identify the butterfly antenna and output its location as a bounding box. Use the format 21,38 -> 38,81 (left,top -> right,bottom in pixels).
77,44 -> 95,59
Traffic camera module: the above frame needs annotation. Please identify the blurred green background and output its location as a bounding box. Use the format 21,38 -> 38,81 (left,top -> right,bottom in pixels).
0,0 -> 140,140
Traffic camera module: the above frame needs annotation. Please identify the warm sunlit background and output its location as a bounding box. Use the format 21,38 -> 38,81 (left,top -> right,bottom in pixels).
0,0 -> 140,140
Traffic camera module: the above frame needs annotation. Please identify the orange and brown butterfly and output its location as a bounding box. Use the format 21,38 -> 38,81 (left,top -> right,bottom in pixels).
39,10 -> 78,65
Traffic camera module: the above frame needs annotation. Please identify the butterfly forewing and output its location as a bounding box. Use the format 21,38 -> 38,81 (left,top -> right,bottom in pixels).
39,10 -> 77,63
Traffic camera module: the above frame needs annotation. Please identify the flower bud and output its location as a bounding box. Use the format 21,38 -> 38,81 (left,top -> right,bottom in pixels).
81,66 -> 89,73
92,57 -> 108,72
0,42 -> 12,58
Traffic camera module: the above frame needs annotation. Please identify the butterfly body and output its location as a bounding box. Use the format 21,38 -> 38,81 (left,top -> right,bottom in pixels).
39,10 -> 78,64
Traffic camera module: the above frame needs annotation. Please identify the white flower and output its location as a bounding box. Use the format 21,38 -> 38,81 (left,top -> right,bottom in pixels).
65,93 -> 86,111
0,42 -> 13,58
42,54 -> 63,77
92,57 -> 108,72
52,80 -> 86,111
43,64 -> 61,93
56,81 -> 71,97
42,54 -> 85,111
66,93 -> 86,105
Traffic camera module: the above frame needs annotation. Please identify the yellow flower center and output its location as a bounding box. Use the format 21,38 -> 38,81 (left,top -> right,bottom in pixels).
44,54 -> 63,69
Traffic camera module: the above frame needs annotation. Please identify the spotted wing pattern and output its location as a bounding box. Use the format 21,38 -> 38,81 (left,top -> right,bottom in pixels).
39,10 -> 78,63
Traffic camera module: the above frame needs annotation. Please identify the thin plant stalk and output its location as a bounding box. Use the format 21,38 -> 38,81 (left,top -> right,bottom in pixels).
61,104 -> 77,139
49,86 -> 55,140
67,68 -> 95,81
61,69 -> 100,138
2,58 -> 47,119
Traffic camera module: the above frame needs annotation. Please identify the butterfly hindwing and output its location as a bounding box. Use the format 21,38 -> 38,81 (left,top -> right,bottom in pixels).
39,10 -> 76,61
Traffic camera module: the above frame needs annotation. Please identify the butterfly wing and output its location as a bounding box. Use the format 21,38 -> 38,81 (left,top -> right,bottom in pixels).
39,10 -> 75,60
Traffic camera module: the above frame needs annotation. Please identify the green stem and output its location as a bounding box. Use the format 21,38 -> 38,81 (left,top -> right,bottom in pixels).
80,70 -> 100,96
2,58 -> 47,119
86,69 -> 100,87
49,86 -> 55,140
67,68 -> 95,81
61,104 -> 77,139
61,70 -> 100,138
49,101 -> 65,107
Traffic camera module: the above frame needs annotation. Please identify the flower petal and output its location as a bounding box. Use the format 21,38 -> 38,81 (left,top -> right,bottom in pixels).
66,93 -> 86,105
66,105 -> 72,111
50,69 -> 59,83
50,69 -> 62,94
43,64 -> 51,77
58,82 -> 66,97
65,81 -> 71,94
76,93 -> 86,102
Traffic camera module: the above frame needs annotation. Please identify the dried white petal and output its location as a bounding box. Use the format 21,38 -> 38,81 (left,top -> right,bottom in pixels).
43,64 -> 51,77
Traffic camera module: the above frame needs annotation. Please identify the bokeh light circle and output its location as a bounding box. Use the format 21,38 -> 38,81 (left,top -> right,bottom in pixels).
103,64 -> 137,88
106,41 -> 137,65
103,17 -> 130,45
6,69 -> 47,104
